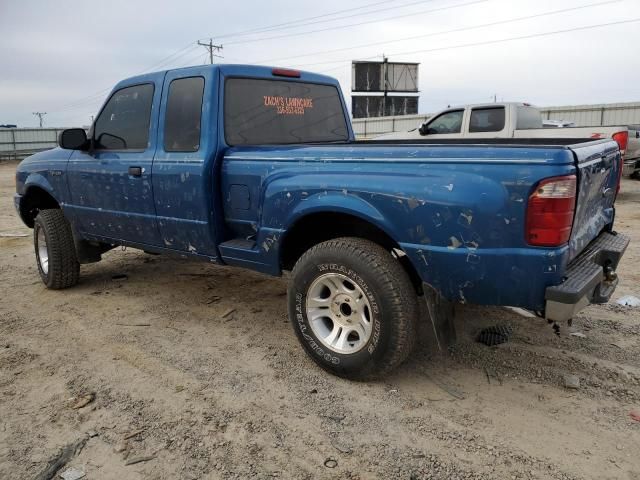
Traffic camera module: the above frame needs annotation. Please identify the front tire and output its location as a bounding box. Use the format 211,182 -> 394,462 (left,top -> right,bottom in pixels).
288,237 -> 418,380
34,209 -> 80,289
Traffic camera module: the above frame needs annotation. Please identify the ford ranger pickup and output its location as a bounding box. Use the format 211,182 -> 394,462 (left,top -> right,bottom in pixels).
14,65 -> 629,379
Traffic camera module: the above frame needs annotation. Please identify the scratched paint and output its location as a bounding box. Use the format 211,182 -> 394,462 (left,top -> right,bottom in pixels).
218,143 -> 584,310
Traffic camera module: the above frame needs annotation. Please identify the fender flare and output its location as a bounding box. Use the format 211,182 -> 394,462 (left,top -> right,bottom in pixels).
23,173 -> 59,203
285,191 -> 399,241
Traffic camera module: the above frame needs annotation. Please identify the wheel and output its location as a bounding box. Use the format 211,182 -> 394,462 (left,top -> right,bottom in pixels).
288,237 -> 418,380
34,209 -> 80,289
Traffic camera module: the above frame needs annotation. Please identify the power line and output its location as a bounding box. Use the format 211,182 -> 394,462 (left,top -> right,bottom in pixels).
210,0 -> 409,39
132,42 -> 200,74
224,0 -> 488,46
212,0 -> 436,40
307,17 -> 640,72
45,1 -> 476,115
32,112 -> 47,127
47,42 -> 201,114
249,0 -> 620,65
173,50 -> 213,69
197,38 -> 223,64
44,1 -> 476,116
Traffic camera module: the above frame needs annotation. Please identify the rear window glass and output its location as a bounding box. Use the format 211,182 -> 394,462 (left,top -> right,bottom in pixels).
224,78 -> 349,145
469,107 -> 505,133
516,106 -> 543,129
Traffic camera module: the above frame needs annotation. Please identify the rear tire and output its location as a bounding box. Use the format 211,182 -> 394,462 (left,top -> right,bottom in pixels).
288,237 -> 418,380
34,209 -> 80,289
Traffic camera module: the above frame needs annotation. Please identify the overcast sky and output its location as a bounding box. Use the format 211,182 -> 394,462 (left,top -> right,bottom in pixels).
1,0 -> 638,127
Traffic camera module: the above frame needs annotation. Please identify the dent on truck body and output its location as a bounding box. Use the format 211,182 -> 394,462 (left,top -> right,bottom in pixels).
222,144 -> 576,310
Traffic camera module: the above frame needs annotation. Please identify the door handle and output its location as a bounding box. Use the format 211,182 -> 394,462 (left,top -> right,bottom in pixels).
128,166 -> 142,177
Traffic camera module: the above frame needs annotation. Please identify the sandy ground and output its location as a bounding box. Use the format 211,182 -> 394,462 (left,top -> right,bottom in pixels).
0,160 -> 639,480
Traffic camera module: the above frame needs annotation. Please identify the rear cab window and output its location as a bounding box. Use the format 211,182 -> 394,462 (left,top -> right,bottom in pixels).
516,106 -> 543,129
224,78 -> 349,145
469,107 -> 505,133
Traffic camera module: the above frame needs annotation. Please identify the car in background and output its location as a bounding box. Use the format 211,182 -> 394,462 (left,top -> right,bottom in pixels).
375,102 -> 630,174
624,125 -> 640,178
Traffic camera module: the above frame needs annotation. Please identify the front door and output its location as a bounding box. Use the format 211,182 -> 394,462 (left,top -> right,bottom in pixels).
421,109 -> 466,139
66,77 -> 164,246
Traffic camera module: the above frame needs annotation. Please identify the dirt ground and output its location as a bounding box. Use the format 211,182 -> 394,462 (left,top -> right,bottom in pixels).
0,160 -> 639,480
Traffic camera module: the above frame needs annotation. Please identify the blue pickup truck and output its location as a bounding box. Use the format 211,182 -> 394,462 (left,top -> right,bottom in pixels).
14,64 -> 629,379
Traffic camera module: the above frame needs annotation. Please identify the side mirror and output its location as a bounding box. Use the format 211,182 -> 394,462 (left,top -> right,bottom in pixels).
418,123 -> 431,136
59,128 -> 88,150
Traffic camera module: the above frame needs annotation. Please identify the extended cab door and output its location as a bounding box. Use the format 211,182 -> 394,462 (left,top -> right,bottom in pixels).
151,66 -> 218,255
465,105 -> 509,138
66,75 -> 164,245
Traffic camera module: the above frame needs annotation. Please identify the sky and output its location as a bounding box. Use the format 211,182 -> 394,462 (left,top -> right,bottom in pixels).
0,0 -> 638,127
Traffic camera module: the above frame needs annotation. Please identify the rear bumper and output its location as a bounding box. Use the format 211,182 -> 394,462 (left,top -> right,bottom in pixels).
545,231 -> 629,322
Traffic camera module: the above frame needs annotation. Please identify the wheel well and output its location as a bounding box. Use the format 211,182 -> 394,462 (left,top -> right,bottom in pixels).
280,212 -> 423,293
20,187 -> 60,227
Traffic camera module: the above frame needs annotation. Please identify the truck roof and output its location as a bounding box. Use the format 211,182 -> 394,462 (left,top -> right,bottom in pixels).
113,64 -> 342,92
446,102 -> 536,109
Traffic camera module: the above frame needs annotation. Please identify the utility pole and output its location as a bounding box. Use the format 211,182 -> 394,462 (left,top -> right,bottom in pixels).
33,112 -> 47,128
382,54 -> 388,116
197,38 -> 223,64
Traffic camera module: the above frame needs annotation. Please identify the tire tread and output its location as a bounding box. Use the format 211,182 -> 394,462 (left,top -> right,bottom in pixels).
35,209 -> 79,289
291,237 -> 418,379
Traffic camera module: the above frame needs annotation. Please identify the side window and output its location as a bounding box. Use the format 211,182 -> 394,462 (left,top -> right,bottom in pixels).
164,77 -> 205,152
426,110 -> 463,134
94,84 -> 154,150
469,107 -> 505,133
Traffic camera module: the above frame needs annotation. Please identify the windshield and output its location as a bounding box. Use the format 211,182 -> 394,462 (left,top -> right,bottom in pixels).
224,78 -> 349,145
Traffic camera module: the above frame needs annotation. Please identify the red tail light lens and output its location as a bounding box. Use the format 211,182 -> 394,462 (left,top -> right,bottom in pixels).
272,68 -> 301,78
526,175 -> 576,246
612,131 -> 628,156
612,131 -> 628,195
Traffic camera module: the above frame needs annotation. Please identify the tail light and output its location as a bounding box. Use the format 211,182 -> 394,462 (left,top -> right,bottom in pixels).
612,131 -> 628,195
612,131 -> 628,157
526,175 -> 576,246
272,68 -> 301,78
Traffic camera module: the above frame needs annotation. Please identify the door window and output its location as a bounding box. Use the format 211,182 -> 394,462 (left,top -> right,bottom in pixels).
425,110 -> 463,134
164,77 -> 205,152
469,107 -> 505,133
94,84 -> 154,150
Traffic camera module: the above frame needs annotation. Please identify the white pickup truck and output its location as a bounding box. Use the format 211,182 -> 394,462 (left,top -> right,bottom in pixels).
376,102 -> 632,172
625,126 -> 640,178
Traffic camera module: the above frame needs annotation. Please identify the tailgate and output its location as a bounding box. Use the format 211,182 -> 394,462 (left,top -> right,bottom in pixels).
568,140 -> 621,260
